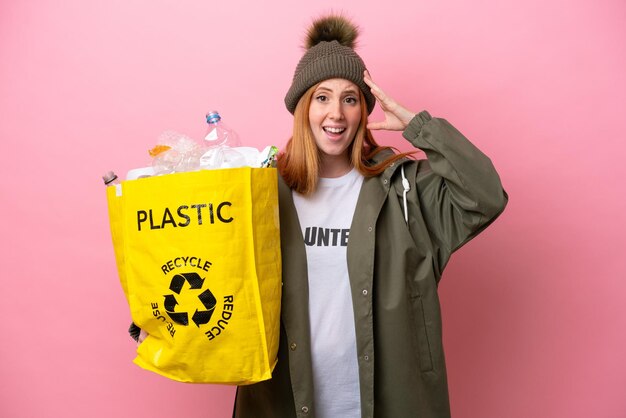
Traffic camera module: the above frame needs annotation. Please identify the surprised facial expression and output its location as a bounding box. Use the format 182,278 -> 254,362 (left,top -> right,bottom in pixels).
308,79 -> 362,174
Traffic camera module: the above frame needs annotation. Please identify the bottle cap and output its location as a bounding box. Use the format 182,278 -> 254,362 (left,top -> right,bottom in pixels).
102,171 -> 118,185
206,111 -> 221,124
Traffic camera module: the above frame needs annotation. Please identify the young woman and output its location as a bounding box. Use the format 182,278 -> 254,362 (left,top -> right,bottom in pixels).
232,15 -> 508,418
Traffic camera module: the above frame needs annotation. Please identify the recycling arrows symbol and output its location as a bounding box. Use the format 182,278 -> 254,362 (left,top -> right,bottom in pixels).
164,272 -> 217,327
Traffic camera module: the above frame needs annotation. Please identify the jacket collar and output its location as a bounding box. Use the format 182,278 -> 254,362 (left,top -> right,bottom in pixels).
369,147 -> 412,189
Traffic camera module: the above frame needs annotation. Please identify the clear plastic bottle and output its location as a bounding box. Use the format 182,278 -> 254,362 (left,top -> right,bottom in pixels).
102,171 -> 121,186
203,111 -> 240,147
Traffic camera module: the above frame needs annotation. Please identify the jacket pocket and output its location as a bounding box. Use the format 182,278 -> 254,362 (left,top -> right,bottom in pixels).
408,293 -> 434,372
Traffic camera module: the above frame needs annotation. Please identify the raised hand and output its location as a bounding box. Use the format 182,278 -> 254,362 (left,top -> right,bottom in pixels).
364,71 -> 417,131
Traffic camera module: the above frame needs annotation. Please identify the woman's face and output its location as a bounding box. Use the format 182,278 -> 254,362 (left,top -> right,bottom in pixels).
308,78 -> 361,176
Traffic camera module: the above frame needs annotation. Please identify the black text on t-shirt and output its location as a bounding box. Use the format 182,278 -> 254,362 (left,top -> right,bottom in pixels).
303,227 -> 350,247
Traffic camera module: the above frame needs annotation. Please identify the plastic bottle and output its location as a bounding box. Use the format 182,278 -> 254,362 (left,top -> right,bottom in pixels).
203,111 -> 240,147
150,131 -> 204,175
102,171 -> 121,186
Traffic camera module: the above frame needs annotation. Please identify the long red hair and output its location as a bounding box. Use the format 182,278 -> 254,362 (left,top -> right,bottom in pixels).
277,83 -> 413,194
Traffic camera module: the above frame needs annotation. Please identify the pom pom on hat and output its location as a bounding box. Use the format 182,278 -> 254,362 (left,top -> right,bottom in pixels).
285,14 -> 375,115
305,15 -> 359,49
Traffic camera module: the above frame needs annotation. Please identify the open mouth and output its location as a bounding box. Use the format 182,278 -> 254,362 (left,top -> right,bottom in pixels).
323,127 -> 346,134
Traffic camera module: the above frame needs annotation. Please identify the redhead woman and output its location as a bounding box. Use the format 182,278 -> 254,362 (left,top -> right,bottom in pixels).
232,14 -> 508,418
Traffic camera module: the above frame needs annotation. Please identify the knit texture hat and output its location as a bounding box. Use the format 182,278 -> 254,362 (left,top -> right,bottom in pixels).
284,16 -> 375,114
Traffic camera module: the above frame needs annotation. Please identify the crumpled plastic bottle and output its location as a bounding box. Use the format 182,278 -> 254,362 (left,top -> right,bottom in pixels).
199,111 -> 247,169
150,130 -> 206,175
145,113 -> 278,173
203,111 -> 240,147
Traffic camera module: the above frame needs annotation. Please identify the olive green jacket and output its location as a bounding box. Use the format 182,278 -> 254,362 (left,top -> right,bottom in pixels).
233,111 -> 508,418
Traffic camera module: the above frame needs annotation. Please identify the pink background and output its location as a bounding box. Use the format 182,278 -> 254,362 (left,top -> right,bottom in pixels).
1,0 -> 625,417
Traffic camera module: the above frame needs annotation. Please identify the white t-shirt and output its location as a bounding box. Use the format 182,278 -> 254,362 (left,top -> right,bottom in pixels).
292,168 -> 364,418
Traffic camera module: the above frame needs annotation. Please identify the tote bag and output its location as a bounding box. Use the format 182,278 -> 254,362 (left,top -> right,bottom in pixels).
106,167 -> 281,384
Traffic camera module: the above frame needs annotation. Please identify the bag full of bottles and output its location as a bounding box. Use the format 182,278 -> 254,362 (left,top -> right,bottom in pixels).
104,111 -> 282,384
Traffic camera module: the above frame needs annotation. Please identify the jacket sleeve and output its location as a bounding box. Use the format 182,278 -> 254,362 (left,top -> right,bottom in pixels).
402,111 -> 508,272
